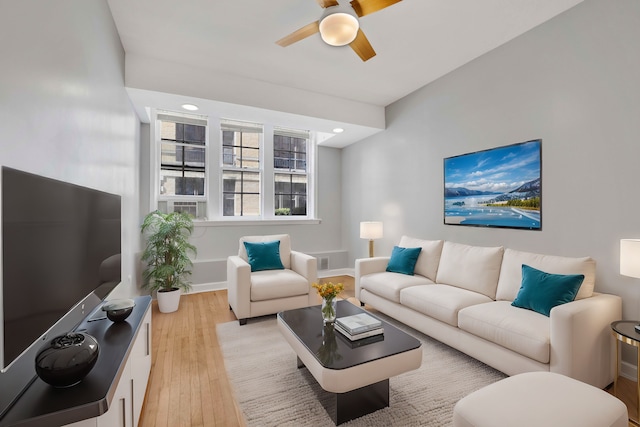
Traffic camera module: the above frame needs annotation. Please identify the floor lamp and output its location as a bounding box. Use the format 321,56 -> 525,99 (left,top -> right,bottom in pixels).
360,222 -> 383,258
621,239 -> 640,332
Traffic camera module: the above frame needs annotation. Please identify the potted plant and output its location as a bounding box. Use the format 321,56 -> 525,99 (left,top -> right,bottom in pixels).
140,210 -> 197,313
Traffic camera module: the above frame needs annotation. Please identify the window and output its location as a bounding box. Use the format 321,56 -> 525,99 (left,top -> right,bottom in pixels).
274,128 -> 309,216
156,113 -> 208,218
151,110 -> 316,222
221,120 -> 263,217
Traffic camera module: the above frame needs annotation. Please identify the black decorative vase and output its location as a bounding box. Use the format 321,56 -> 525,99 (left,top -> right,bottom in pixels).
35,332 -> 99,388
102,298 -> 135,322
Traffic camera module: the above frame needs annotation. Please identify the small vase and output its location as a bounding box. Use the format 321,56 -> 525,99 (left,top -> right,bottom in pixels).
321,297 -> 337,324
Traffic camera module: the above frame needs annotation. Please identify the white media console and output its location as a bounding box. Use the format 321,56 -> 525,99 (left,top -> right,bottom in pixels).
0,296 -> 152,427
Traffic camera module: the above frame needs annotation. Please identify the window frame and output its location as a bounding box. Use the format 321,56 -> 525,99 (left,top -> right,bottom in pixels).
150,111 -> 209,219
220,119 -> 264,218
273,127 -> 311,217
149,110 -> 318,223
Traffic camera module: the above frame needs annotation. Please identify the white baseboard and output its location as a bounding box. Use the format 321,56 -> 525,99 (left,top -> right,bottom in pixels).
621,360 -> 637,381
318,268 -> 354,278
189,281 -> 227,294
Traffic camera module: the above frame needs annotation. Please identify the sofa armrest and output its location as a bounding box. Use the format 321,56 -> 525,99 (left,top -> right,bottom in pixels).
227,255 -> 252,320
290,251 -> 318,306
550,292 -> 622,388
355,257 -> 390,300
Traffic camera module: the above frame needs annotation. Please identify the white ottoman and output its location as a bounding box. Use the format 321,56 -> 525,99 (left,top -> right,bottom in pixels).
453,372 -> 627,427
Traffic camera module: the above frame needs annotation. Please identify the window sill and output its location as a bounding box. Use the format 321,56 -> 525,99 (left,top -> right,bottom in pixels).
193,218 -> 322,227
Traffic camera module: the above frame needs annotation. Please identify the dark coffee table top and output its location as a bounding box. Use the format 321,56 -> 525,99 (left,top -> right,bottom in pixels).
278,300 -> 421,370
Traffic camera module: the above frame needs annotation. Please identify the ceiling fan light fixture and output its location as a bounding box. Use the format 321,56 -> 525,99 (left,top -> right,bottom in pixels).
319,11 -> 359,46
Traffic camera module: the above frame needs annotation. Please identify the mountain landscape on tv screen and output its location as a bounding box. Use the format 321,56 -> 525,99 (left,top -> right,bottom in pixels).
444,187 -> 498,197
481,177 -> 541,204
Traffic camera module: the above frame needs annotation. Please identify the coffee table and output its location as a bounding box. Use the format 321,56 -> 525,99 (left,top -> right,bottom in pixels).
277,300 -> 422,424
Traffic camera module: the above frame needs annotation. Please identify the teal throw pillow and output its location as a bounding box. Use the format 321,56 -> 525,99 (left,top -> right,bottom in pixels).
386,246 -> 422,276
511,264 -> 584,317
243,240 -> 285,272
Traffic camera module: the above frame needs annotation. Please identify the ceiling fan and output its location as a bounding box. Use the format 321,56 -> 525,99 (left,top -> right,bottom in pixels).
276,0 -> 402,62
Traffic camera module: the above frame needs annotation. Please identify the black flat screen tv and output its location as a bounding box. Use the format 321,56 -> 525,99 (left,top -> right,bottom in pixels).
0,167 -> 121,417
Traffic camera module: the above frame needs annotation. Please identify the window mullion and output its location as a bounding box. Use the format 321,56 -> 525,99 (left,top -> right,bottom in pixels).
263,124 -> 275,219
308,133 -> 316,219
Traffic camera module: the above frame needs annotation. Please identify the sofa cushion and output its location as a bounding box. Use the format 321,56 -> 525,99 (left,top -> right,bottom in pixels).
243,240 -> 285,272
400,284 -> 492,327
250,269 -> 309,301
386,246 -> 422,275
511,265 -> 584,316
360,271 -> 434,303
398,236 -> 444,281
435,241 -> 504,299
458,301 -> 550,364
239,234 -> 291,269
496,248 -> 596,301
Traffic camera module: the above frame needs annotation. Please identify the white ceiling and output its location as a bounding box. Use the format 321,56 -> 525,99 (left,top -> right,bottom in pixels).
107,0 -> 583,147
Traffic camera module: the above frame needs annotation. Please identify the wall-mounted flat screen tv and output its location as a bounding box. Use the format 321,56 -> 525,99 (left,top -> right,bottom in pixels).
444,139 -> 542,230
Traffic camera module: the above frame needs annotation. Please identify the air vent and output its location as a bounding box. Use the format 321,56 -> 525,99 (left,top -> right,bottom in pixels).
172,201 -> 197,217
319,257 -> 329,270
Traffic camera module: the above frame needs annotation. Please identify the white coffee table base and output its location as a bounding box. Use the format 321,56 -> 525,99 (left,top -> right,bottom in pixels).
278,318 -> 422,424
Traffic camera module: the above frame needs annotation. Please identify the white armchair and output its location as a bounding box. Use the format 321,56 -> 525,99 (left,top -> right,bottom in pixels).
227,234 -> 317,325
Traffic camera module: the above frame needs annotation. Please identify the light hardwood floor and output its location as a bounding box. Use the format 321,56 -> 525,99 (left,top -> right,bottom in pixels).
138,276 -> 353,427
138,276 -> 636,427
611,376 -> 639,427
139,288 -> 244,427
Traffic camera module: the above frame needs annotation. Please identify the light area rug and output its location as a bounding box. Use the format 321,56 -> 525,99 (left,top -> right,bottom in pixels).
217,314 -> 507,426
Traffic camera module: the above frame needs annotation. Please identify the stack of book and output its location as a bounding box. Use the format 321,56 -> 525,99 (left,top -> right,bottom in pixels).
334,312 -> 383,341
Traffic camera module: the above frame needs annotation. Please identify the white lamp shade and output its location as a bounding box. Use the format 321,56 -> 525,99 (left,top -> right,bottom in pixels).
620,239 -> 640,278
319,12 -> 359,46
360,222 -> 383,240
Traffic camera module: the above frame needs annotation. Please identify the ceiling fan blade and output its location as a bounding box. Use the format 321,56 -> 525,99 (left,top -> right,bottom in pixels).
276,21 -> 320,47
350,0 -> 402,17
316,0 -> 339,7
350,28 -> 376,61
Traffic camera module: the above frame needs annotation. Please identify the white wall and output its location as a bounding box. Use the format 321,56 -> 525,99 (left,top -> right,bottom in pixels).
343,0 -> 640,316
0,0 -> 140,296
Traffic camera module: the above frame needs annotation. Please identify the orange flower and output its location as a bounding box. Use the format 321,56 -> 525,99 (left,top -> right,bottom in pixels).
312,282 -> 344,300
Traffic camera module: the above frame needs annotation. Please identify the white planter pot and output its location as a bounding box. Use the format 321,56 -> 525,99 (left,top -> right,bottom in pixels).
157,288 -> 181,313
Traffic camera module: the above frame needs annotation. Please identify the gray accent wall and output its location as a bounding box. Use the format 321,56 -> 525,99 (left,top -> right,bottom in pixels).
0,0 -> 141,297
343,0 -> 640,318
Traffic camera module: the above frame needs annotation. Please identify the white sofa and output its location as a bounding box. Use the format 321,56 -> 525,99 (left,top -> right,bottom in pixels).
355,236 -> 622,389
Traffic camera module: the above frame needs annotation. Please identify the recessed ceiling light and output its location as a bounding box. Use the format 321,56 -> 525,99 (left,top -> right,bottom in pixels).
181,103 -> 199,111
333,128 -> 344,133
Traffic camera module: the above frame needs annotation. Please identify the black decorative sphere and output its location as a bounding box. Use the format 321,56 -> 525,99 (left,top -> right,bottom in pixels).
35,332 -> 99,388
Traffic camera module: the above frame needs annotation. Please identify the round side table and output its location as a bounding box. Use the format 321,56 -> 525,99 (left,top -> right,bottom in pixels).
611,320 -> 640,425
